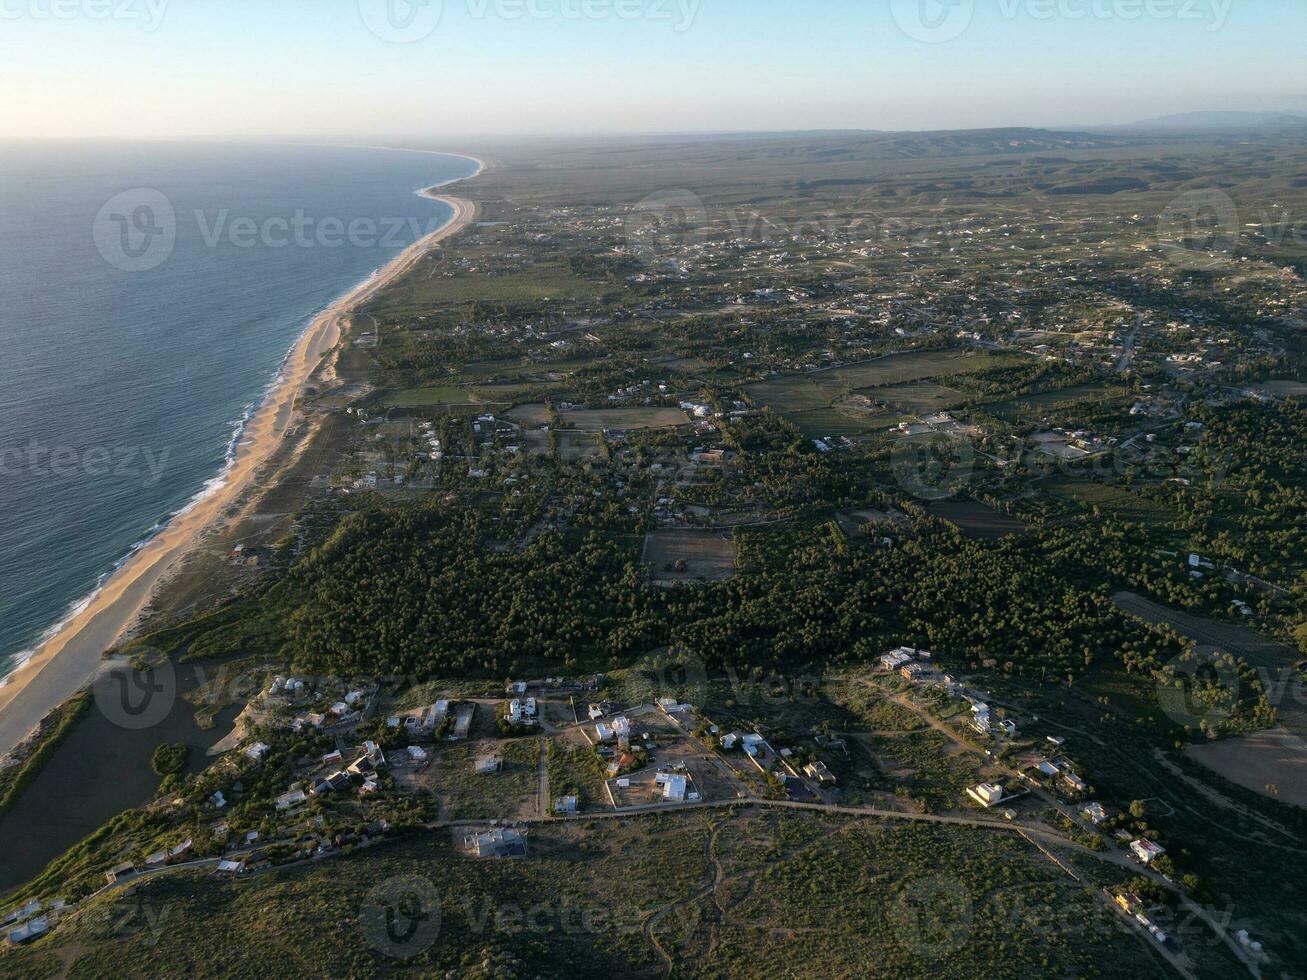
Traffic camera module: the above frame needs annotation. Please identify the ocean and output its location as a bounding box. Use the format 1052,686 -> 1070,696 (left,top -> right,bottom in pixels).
0,141 -> 477,678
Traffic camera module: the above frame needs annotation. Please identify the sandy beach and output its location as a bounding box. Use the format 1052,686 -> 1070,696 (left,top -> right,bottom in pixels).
0,158 -> 484,758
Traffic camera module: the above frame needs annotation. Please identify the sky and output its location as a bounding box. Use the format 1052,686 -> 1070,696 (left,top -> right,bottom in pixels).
2,0 -> 1305,139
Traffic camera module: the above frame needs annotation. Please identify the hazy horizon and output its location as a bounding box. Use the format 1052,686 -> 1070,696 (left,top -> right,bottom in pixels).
3,0 -> 1305,140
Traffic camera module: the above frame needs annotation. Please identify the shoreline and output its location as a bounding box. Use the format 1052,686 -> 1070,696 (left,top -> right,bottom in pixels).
0,154 -> 485,758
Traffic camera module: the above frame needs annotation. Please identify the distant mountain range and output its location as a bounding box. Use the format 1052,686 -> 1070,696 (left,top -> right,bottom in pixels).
1106,111 -> 1307,132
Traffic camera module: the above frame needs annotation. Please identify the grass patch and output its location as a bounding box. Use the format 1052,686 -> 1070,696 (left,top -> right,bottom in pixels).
379,385 -> 476,408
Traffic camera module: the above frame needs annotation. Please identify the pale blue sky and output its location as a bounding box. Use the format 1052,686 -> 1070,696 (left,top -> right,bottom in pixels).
2,0 -> 1304,138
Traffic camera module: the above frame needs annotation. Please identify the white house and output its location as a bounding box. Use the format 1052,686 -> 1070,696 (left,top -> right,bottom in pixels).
967,782 -> 1005,808
656,697 -> 692,714
245,742 -> 270,762
1061,772 -> 1089,795
1081,802 -> 1108,825
880,648 -> 914,671
1131,839 -> 1166,865
276,788 -> 308,811
804,761 -> 836,784
659,773 -> 688,801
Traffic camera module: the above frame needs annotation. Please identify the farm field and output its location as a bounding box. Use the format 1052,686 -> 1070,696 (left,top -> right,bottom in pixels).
872,381 -> 970,413
643,529 -> 737,585
370,261 -> 608,311
1186,729 -> 1307,808
555,429 -> 605,462
745,350 -> 1023,428
984,381 -> 1134,423
925,499 -> 1027,540
505,402 -> 552,427
1040,475 -> 1174,525
1113,590 -> 1307,804
561,407 -> 688,430
789,407 -> 904,438
379,385 -> 477,408
1112,592 -> 1299,673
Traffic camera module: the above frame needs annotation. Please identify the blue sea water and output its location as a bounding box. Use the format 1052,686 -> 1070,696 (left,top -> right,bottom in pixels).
0,141 -> 477,676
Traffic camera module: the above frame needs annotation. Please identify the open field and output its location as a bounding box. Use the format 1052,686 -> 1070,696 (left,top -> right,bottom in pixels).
865,729 -> 989,811
1186,729 -> 1307,808
554,429 -> 604,462
562,407 -> 688,431
984,381 -> 1133,423
546,734 -> 608,811
1112,592 -> 1299,674
925,499 -> 1027,540
420,738 -> 540,821
789,407 -> 905,438
1259,380 -> 1307,398
371,261 -> 608,311
504,402 -> 552,427
0,810 -> 1167,979
873,381 -> 970,412
827,351 -> 1024,389
378,385 -> 478,408
1114,591 -> 1307,805
643,529 -> 737,585
745,351 -> 1026,437
1041,476 -> 1174,525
